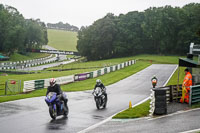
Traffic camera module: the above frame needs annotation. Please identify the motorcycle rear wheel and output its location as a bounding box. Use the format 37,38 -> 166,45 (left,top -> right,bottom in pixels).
63,104 -> 69,117
103,97 -> 107,108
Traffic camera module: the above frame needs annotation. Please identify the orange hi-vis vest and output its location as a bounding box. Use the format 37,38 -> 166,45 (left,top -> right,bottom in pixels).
183,72 -> 192,91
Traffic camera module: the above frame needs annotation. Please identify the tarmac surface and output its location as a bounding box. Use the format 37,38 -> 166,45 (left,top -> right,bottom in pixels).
18,45 -> 75,71
0,64 -> 178,133
19,59 -> 75,71
87,108 -> 200,133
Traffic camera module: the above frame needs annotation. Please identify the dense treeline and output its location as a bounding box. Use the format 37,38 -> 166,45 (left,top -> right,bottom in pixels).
47,22 -> 79,32
77,3 -> 200,60
0,4 -> 48,56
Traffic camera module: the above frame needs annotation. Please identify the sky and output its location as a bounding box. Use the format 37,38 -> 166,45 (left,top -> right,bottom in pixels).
0,0 -> 200,28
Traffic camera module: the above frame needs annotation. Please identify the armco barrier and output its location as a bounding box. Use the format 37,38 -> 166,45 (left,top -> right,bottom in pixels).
0,54 -> 54,70
189,85 -> 200,106
24,75 -> 74,92
100,68 -> 104,75
23,80 -> 35,92
74,73 -> 90,81
89,72 -> 93,78
23,60 -> 136,92
93,70 -> 98,78
56,75 -> 74,85
97,70 -> 101,76
110,66 -> 113,72
44,75 -> 74,88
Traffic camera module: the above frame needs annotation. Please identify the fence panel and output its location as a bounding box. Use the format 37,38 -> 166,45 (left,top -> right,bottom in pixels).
0,83 -> 5,96
97,70 -> 101,76
190,85 -> 200,106
5,80 -> 21,95
107,67 -> 110,73
94,70 -> 98,78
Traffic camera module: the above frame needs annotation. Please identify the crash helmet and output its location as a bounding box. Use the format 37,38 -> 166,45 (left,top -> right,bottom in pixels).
96,79 -> 101,85
50,78 -> 56,87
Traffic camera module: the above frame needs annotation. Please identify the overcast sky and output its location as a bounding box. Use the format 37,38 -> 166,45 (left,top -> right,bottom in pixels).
0,0 -> 199,28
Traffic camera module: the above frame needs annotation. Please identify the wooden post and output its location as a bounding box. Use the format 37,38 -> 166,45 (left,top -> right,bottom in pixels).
177,67 -> 180,91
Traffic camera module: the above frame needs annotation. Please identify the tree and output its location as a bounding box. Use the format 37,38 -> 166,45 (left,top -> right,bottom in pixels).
77,3 -> 200,60
0,4 -> 48,55
77,13 -> 117,60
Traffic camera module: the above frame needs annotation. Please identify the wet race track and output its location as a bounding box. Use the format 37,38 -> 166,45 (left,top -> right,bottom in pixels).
0,64 -> 177,133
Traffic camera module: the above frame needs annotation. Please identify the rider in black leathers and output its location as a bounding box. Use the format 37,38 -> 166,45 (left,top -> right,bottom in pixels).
46,78 -> 68,107
93,79 -> 107,100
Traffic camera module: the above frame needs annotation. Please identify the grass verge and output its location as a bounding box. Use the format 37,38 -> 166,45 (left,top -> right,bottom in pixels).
113,100 -> 150,119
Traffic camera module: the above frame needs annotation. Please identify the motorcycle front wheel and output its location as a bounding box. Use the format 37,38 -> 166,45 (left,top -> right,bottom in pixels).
95,98 -> 100,109
49,105 -> 57,119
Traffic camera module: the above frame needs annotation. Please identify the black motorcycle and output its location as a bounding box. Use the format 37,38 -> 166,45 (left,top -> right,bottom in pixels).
93,87 -> 107,109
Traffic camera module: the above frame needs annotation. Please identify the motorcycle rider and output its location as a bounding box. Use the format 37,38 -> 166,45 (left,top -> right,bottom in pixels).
46,78 -> 68,109
151,75 -> 158,88
93,79 -> 107,100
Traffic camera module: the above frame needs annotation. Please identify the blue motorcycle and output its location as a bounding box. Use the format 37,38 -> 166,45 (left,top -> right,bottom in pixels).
45,92 -> 69,119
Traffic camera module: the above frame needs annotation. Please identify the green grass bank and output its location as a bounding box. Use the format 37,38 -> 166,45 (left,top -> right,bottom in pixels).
47,29 -> 78,51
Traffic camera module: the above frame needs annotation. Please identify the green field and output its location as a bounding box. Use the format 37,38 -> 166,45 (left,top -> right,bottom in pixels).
47,29 -> 78,51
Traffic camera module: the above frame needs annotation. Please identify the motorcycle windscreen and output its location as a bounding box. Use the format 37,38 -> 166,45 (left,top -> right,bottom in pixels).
94,87 -> 102,96
46,92 -> 57,103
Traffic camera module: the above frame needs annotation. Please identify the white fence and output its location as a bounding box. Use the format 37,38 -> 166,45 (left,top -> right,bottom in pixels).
0,55 -> 55,70
23,80 -> 35,93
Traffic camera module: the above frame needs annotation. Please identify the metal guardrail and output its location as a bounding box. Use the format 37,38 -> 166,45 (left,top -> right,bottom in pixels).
0,54 -> 56,70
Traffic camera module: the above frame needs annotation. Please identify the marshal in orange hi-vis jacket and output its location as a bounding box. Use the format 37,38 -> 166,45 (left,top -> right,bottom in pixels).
180,68 -> 192,103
